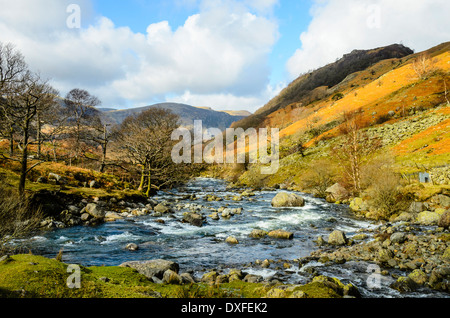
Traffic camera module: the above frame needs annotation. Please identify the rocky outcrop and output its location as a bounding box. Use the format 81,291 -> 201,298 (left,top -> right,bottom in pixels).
271,192 -> 305,208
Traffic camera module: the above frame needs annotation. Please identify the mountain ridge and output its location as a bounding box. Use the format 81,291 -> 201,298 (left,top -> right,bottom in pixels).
99,102 -> 250,130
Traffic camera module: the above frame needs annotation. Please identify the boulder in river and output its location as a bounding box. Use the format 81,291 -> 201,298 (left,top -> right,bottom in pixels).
249,229 -> 268,239
182,212 -> 204,227
271,192 -> 305,208
226,236 -> 239,244
154,203 -> 173,214
268,230 -> 294,240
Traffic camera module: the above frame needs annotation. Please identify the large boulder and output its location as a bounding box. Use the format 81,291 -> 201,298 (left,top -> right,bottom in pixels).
328,230 -> 347,246
83,203 -> 105,219
438,210 -> 450,229
119,259 -> 179,279
417,211 -> 440,225
271,192 -> 305,208
249,229 -> 268,239
182,212 -> 204,227
154,203 -> 173,214
325,183 -> 349,202
268,230 -> 294,240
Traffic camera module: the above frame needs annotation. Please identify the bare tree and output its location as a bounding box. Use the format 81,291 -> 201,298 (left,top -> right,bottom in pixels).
64,88 -> 101,161
2,71 -> 59,194
115,108 -> 182,196
334,112 -> 381,196
411,53 -> 437,80
0,42 -> 28,156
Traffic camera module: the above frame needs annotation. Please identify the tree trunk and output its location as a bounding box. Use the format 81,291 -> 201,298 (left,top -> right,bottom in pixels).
138,165 -> 146,191
9,126 -> 14,157
36,112 -> 42,158
19,119 -> 30,195
145,165 -> 152,197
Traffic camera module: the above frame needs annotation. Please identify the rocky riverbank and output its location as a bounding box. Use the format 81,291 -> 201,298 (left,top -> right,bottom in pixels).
21,179 -> 450,298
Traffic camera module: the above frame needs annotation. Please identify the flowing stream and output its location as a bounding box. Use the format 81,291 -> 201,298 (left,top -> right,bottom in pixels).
19,178 -> 449,298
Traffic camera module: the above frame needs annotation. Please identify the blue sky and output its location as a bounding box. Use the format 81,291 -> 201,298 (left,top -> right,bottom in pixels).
0,0 -> 449,112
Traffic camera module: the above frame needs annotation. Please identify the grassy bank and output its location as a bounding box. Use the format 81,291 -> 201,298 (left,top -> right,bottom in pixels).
0,254 -> 354,299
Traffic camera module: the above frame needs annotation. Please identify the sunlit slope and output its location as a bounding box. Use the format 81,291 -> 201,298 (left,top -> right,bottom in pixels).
278,51 -> 450,139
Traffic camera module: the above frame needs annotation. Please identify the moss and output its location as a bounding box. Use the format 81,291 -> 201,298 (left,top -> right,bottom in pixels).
0,255 -> 269,299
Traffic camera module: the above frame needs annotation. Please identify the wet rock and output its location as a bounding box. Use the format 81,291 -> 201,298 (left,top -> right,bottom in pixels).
390,276 -> 417,293
209,212 -> 220,220
182,212 -> 204,227
408,269 -> 428,286
328,230 -> 347,246
225,236 -> 239,244
249,229 -> 268,239
268,230 -> 294,240
125,243 -> 139,251
154,203 -> 172,214
271,192 -> 305,208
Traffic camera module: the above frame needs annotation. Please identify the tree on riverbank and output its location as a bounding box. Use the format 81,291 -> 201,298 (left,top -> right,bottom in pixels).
115,108 -> 191,196
333,111 -> 381,196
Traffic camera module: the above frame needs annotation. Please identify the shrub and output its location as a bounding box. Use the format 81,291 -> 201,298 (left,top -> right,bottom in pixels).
365,167 -> 410,220
0,185 -> 43,255
301,159 -> 337,198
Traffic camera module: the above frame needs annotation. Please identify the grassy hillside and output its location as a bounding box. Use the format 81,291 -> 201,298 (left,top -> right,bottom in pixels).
214,42 -> 450,220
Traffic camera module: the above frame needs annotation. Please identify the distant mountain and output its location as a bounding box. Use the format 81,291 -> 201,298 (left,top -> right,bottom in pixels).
99,102 -> 250,131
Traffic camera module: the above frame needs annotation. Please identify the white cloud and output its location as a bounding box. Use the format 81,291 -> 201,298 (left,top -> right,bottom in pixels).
0,0 -> 279,111
171,81 -> 285,113
287,0 -> 450,79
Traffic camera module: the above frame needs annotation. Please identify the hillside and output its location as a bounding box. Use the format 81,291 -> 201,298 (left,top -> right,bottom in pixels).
100,102 -> 249,130
232,44 -> 415,131
221,41 -> 450,198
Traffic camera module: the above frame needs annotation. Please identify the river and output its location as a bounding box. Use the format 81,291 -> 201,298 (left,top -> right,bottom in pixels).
18,178 -> 449,298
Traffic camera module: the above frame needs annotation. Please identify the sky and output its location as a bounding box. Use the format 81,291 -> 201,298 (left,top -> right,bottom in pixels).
0,0 -> 449,112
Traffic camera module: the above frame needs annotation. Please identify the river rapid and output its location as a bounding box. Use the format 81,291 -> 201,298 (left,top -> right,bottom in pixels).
19,178 -> 449,298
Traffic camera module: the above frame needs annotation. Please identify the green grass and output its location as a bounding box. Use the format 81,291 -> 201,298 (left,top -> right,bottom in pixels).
0,254 -> 352,299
